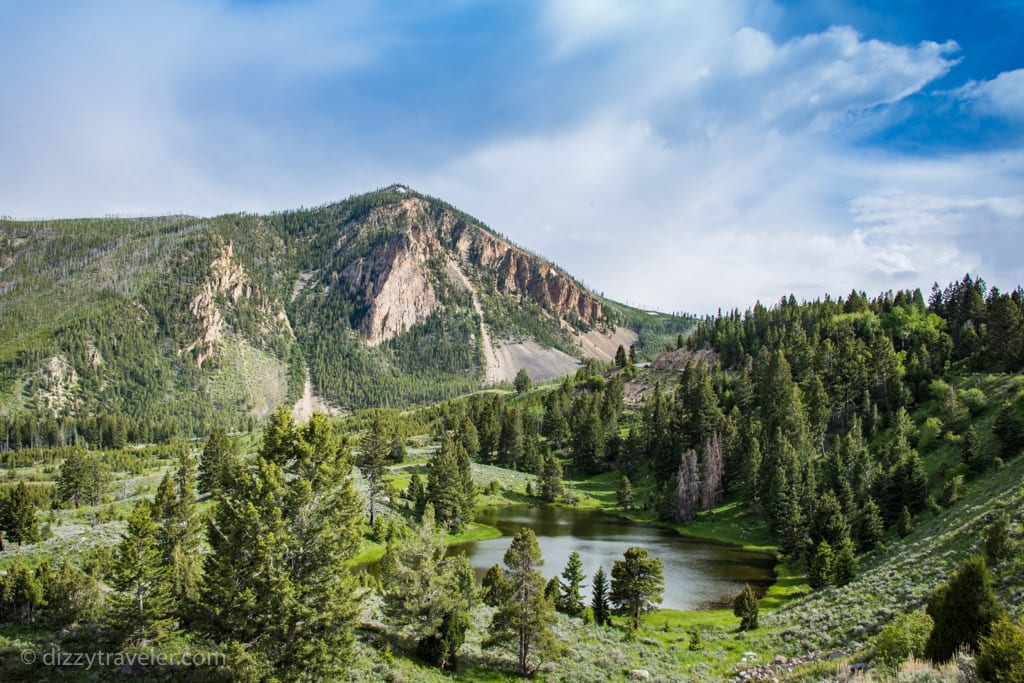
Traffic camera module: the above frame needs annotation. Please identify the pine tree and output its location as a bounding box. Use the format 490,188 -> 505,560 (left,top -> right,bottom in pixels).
808,540 -> 834,590
202,408 -> 363,678
407,470 -> 427,515
458,417 -> 480,459
985,512 -> 1013,563
514,368 -> 532,394
732,584 -> 759,630
56,449 -> 109,508
557,551 -> 586,617
538,454 -> 565,502
484,528 -> 558,676
427,434 -> 471,532
498,407 -> 524,468
615,345 -> 628,368
380,506 -> 475,670
112,501 -> 173,643
591,566 -> 611,626
961,424 -> 986,472
199,426 -> 232,495
0,553 -> 43,625
358,413 -> 391,528
610,546 -> 665,631
925,556 -> 1006,662
617,474 -> 635,510
481,564 -> 509,607
153,450 -> 203,621
897,506 -> 913,537
856,499 -> 885,551
1,480 -> 40,545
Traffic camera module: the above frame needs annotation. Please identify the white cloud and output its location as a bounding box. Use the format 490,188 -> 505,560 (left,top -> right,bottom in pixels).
952,68 -> 1024,121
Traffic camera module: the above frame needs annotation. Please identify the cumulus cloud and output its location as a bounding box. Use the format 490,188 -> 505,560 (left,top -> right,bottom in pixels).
951,68 -> 1024,121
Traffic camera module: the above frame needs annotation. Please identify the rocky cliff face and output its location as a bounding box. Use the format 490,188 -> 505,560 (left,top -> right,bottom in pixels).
333,191 -> 607,346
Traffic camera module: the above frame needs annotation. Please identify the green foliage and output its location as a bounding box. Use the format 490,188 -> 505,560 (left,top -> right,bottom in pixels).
808,540 -> 835,591
0,480 -> 41,545
426,434 -> 474,532
617,474 -> 635,510
610,546 -> 665,631
590,565 -> 611,627
202,408 -> 364,679
56,449 -> 109,508
514,368 -> 532,394
380,506 -> 475,670
925,556 -> 1006,663
481,564 -> 508,607
977,616 -> 1024,683
358,413 -> 392,527
538,453 -> 565,502
484,528 -> 558,677
873,611 -> 933,673
111,500 -> 174,643
732,584 -> 759,631
984,512 -> 1013,564
0,553 -> 44,625
199,426 -> 235,495
557,551 -> 587,618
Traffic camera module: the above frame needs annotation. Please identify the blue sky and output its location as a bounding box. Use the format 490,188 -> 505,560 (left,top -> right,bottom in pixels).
2,0 -> 1022,313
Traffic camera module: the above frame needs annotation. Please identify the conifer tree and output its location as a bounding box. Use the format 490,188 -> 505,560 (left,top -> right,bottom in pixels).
514,368 -> 532,393
498,407 -> 524,467
610,546 -> 665,631
199,426 -> 232,495
856,499 -> 885,551
985,511 -> 1013,563
732,584 -> 759,630
591,566 -> 611,626
427,434 -> 472,532
615,344 -> 628,368
153,450 -> 203,621
808,540 -> 835,590
617,474 -> 635,510
538,453 -> 565,502
381,506 -> 475,670
1,480 -> 40,545
484,528 -> 558,676
202,408 -> 363,679
557,551 -> 586,617
407,470 -> 427,515
112,501 -> 173,643
481,564 -> 509,607
359,413 -> 391,527
925,556 -> 1006,662
0,553 -> 43,625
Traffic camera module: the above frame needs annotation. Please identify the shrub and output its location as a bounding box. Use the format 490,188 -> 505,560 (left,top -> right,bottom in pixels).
976,616 -> 1024,683
874,611 -> 933,672
958,388 -> 988,415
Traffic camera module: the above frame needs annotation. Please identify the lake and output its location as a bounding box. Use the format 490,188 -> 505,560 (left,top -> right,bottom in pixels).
448,505 -> 776,611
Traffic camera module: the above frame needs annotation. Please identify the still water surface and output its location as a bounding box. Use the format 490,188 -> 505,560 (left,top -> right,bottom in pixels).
448,505 -> 775,611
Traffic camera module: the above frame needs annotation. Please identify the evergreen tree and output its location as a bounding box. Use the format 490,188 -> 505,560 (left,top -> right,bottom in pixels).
427,434 -> 472,532
481,564 -> 509,607
557,551 -> 586,617
380,506 -> 475,670
977,615 -> 1024,683
591,566 -> 611,626
985,511 -> 1013,564
992,399 -> 1024,458
856,499 -> 885,552
358,413 -> 391,527
961,424 -> 986,472
615,345 -> 628,368
617,474 -> 635,510
514,368 -> 532,394
202,408 -> 363,679
199,426 -> 233,495
0,553 -> 44,625
610,546 -> 665,631
458,417 -> 480,459
542,390 -> 571,449
897,506 -> 913,537
925,556 -> 1006,662
808,540 -> 835,590
407,470 -> 427,515
572,402 -> 606,474
484,528 -> 558,677
1,481 -> 40,545
732,584 -> 759,630
498,407 -> 524,468
833,540 -> 857,587
153,450 -> 203,621
56,449 -> 109,508
112,501 -> 173,643
538,454 -> 565,502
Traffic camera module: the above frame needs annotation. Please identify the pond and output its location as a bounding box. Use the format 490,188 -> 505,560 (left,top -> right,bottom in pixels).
448,505 -> 776,611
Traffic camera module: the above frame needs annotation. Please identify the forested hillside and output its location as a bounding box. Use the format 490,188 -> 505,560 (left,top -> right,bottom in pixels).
0,187 -> 691,440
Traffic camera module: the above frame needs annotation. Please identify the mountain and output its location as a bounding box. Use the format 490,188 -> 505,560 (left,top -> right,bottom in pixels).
0,186 -> 690,435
